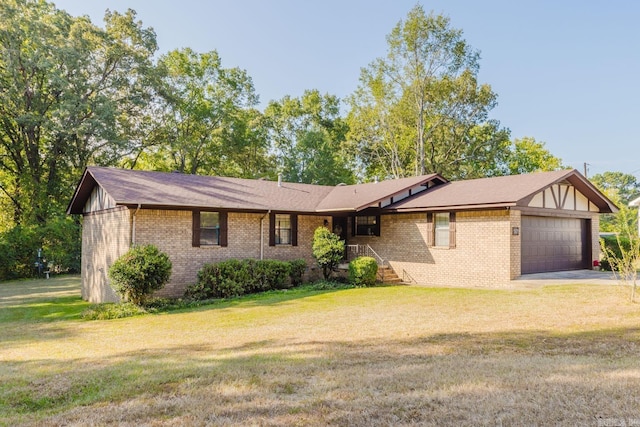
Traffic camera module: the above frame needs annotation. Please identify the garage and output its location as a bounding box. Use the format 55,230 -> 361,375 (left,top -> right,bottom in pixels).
521,216 -> 590,274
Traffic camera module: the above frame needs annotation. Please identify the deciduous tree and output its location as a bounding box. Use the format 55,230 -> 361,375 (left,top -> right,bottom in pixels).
265,90 -> 355,185
348,5 -> 509,180
506,137 -> 565,175
148,48 -> 265,176
0,0 -> 157,226
591,171 -> 639,232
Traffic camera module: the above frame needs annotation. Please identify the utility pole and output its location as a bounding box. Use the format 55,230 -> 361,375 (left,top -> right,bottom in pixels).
583,162 -> 589,178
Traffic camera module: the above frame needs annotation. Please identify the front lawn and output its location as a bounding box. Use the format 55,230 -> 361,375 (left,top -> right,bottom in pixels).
1,276 -> 639,426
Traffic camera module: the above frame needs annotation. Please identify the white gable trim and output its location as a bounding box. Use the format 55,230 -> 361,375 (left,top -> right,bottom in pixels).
527,184 -> 599,212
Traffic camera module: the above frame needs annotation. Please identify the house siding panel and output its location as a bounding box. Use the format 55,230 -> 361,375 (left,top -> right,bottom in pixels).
81,207 -> 130,303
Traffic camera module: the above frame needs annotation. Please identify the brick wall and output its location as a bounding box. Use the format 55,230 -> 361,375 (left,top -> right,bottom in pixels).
349,210 -> 515,287
348,208 -> 601,287
134,210 -> 329,298
81,207 -> 130,302
591,214 -> 601,266
509,209 -> 522,279
81,206 -> 602,301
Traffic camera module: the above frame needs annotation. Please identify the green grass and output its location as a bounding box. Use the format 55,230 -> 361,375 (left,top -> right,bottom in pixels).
1,276 -> 640,426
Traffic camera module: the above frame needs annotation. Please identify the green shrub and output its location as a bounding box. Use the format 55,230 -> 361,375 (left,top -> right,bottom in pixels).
108,245 -> 172,305
348,256 -> 378,287
261,259 -> 291,290
312,226 -> 345,279
189,259 -> 297,300
600,234 -> 631,271
192,261 -> 246,299
289,259 -> 307,286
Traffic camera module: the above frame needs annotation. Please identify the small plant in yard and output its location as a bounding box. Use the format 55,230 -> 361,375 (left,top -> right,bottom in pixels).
108,245 -> 172,305
600,197 -> 640,302
312,226 -> 345,279
348,256 -> 378,287
82,302 -> 149,320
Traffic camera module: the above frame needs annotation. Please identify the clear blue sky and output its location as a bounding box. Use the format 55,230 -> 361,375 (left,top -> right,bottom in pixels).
52,0 -> 640,178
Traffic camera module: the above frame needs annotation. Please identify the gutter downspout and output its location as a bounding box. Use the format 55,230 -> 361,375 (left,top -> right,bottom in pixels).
131,204 -> 141,246
260,210 -> 271,260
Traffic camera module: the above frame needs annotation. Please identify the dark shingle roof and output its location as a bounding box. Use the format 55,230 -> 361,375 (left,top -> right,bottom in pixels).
67,167 -> 445,214
68,167 -> 334,214
67,167 -> 617,215
391,169 -> 618,213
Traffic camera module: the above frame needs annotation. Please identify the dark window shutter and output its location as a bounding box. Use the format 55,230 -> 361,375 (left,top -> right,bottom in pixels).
351,216 -> 356,237
426,213 -> 434,247
374,215 -> 381,236
449,212 -> 456,249
269,212 -> 276,246
192,211 -> 200,247
219,211 -> 228,247
291,214 -> 298,246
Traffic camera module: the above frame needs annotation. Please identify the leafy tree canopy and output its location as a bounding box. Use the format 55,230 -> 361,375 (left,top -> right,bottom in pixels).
506,137 -> 565,175
264,90 -> 355,185
590,171 -> 640,205
347,5 -> 510,180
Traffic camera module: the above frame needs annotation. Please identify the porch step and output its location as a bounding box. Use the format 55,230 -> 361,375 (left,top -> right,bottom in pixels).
377,266 -> 403,284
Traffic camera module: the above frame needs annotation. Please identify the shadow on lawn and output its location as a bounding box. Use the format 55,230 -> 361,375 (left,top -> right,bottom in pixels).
0,275 -> 81,307
4,326 -> 640,426
166,284 -> 361,313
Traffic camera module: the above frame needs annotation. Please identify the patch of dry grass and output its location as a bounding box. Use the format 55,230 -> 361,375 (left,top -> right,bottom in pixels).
1,277 -> 640,426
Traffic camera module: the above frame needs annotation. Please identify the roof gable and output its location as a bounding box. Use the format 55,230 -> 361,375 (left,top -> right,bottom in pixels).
390,169 -> 618,213
315,174 -> 446,212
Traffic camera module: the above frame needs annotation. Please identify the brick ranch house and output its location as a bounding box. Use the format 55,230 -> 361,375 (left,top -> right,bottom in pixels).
67,167 -> 617,303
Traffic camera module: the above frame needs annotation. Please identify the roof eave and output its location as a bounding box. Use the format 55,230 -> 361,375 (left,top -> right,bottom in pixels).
390,202 -> 517,213
66,168 -> 95,215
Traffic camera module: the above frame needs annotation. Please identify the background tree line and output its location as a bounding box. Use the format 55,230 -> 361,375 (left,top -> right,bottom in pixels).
0,1 -> 635,279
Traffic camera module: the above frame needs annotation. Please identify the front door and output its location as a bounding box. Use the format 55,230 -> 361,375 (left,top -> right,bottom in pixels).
332,216 -> 348,241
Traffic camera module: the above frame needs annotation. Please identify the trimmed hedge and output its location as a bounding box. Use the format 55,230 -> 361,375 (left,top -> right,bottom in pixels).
186,259 -> 306,300
289,259 -> 307,286
348,256 -> 378,287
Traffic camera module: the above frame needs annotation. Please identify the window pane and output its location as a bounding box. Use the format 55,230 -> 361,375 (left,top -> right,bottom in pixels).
356,215 -> 377,236
200,228 -> 220,246
276,229 -> 291,245
200,212 -> 219,228
200,212 -> 220,245
434,213 -> 450,247
275,214 -> 291,245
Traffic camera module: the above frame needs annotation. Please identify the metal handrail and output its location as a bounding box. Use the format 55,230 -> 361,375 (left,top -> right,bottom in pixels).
346,244 -> 387,268
402,269 -> 417,284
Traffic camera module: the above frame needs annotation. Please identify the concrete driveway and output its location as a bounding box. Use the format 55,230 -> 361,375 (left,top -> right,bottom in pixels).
512,269 -> 619,286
